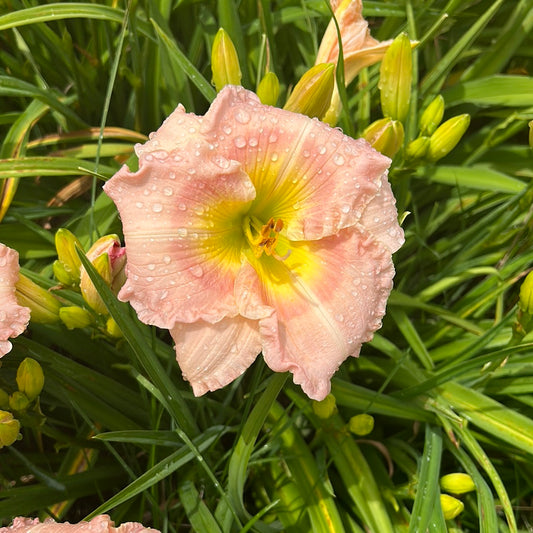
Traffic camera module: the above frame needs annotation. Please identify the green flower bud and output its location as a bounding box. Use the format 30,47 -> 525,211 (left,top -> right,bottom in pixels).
440,494 -> 464,520
0,410 -> 20,448
406,136 -> 430,161
55,228 -> 82,286
59,306 -> 94,330
519,271 -> 533,314
211,28 -> 242,92
363,117 -> 405,159
348,413 -> 374,436
9,391 -> 29,412
16,358 -> 44,401
0,389 -> 9,409
312,393 -> 337,419
15,274 -> 60,324
106,317 -> 123,338
257,72 -> 280,107
427,114 -> 470,162
440,473 -> 476,495
419,95 -> 445,136
284,63 -> 335,120
379,33 -> 412,122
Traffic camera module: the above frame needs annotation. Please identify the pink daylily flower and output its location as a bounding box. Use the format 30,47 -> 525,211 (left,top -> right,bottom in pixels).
0,243 -> 30,357
0,516 -> 159,532
316,0 -> 392,124
104,85 -> 403,400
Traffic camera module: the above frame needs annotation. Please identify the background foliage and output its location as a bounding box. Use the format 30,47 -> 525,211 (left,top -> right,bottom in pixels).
0,0 -> 532,531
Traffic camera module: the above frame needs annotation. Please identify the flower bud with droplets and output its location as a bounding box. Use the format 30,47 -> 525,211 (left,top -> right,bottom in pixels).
419,95 -> 445,136
211,28 -> 242,92
257,72 -> 280,106
427,114 -> 470,162
363,117 -> 404,159
16,357 -> 44,402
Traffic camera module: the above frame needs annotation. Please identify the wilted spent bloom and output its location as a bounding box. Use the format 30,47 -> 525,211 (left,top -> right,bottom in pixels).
59,306 -> 94,330
348,413 -> 374,435
54,228 -> 82,286
427,114 -> 470,162
440,473 -> 476,495
0,243 -> 30,357
405,136 -> 430,162
363,117 -> 404,159
519,271 -> 533,314
378,32 -> 412,123
257,71 -> 280,107
0,410 -> 20,448
211,28 -> 242,92
284,63 -> 335,120
440,494 -> 464,520
312,393 -> 337,419
16,358 -> 44,402
15,274 -> 60,324
419,95 -> 445,136
79,235 -> 126,315
0,515 -> 160,532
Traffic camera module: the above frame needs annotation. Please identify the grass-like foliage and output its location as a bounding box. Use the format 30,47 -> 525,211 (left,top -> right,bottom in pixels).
1,0 -> 533,531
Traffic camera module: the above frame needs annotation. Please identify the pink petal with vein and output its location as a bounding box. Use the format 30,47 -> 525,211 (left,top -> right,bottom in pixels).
0,515 -> 159,533
0,243 -> 30,357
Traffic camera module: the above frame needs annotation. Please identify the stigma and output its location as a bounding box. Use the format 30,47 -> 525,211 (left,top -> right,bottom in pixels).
243,216 -> 291,261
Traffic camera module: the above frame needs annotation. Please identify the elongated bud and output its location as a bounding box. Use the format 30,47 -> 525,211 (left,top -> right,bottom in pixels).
55,228 -> 82,286
379,33 -> 412,122
419,95 -> 445,136
519,271 -> 533,314
59,306 -> 94,330
15,274 -> 60,323
284,63 -> 335,120
106,317 -> 122,338
427,114 -> 470,162
406,136 -> 430,161
211,28 -> 242,92
257,72 -> 280,106
529,120 -> 533,149
9,391 -> 29,412
0,410 -> 20,448
363,117 -> 404,158
440,494 -> 464,520
80,235 -> 126,315
348,413 -> 374,435
16,358 -> 44,401
440,473 -> 476,495
312,393 -> 337,419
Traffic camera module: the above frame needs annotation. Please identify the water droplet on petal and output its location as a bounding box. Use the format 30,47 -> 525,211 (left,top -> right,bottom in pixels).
271,152 -> 279,162
334,154 -> 345,165
269,134 -> 278,143
178,203 -> 187,211
163,187 -> 173,196
249,137 -> 258,147
234,136 -> 246,148
318,145 -> 327,155
163,255 -> 171,264
341,204 -> 351,214
189,265 -> 203,277
234,109 -> 251,124
152,203 -> 163,213
223,125 -> 232,135
303,150 -> 310,158
136,201 -> 143,208
177,228 -> 188,237
169,171 -> 176,179
147,263 -> 155,271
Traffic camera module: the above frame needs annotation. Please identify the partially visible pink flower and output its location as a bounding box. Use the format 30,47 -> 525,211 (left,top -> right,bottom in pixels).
0,243 -> 30,357
316,0 -> 392,124
0,515 -> 159,533
104,85 -> 403,400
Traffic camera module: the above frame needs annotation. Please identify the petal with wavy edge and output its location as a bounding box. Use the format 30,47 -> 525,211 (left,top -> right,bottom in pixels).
201,86 -> 391,241
171,315 -> 263,396
0,244 -> 30,357
103,146 -> 255,329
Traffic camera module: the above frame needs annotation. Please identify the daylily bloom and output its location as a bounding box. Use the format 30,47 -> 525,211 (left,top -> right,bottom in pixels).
0,243 -> 30,357
0,516 -> 159,532
316,0 -> 392,125
104,85 -> 403,400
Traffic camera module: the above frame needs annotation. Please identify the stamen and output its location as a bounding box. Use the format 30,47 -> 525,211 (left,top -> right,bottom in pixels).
243,216 -> 291,260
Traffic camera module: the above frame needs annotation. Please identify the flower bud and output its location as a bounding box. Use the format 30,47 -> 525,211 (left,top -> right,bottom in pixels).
363,117 -> 404,159
257,72 -> 280,106
16,357 -> 44,401
59,306 -> 94,330
406,136 -> 430,161
427,114 -> 470,162
106,317 -> 123,338
519,271 -> 533,314
80,235 -> 126,315
211,28 -> 242,92
440,473 -> 476,495
284,63 -> 335,120
378,32 -> 412,122
348,413 -> 374,436
312,393 -> 337,419
440,494 -> 464,520
9,391 -> 30,412
55,228 -> 82,286
0,410 -> 20,448
15,274 -> 60,324
0,389 -> 9,409
419,95 -> 445,136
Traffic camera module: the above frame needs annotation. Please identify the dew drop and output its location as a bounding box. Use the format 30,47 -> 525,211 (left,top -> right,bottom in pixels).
234,109 -> 251,124
249,137 -> 258,147
163,255 -> 171,264
318,145 -> 327,155
145,154 -> 153,161
268,133 -> 278,143
223,125 -> 232,135
271,152 -> 279,162
147,263 -> 155,271
178,203 -> 187,211
334,154 -> 345,166
177,228 -> 188,237
152,203 -> 163,213
169,171 -> 176,179
135,201 -> 143,208
189,265 -> 203,278
234,136 -> 247,148
163,187 -> 173,196
303,149 -> 310,158
341,204 -> 351,214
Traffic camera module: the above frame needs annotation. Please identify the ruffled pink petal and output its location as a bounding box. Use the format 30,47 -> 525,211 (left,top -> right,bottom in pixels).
171,315 -> 263,396
0,515 -> 159,533
0,243 -> 30,358
200,86 -> 391,241
236,226 -> 396,401
104,145 -> 256,329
